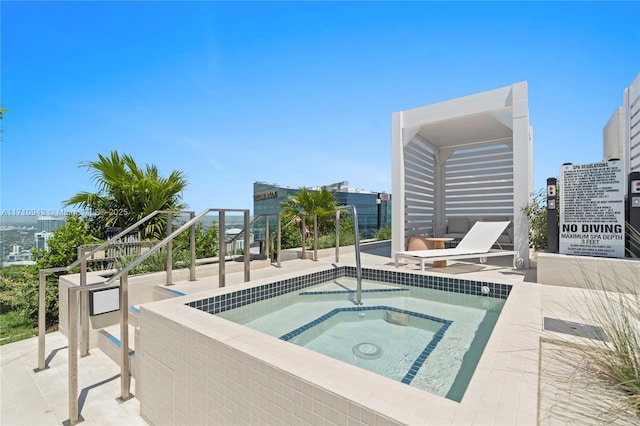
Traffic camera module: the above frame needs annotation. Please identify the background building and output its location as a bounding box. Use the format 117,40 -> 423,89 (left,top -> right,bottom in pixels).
604,72 -> 640,183
37,216 -> 66,233
35,231 -> 54,251
4,244 -> 35,266
253,181 -> 391,240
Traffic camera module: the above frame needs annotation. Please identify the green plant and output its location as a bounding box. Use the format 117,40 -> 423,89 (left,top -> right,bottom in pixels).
279,220 -> 303,250
115,246 -> 191,275
552,226 -> 640,422
566,267 -> 640,420
0,266 -> 58,328
522,188 -> 553,250
627,223 -> 640,258
374,224 -> 392,241
114,222 -> 220,275
0,309 -> 38,345
64,151 -> 188,239
280,187 -> 338,243
171,221 -> 219,258
32,213 -> 95,271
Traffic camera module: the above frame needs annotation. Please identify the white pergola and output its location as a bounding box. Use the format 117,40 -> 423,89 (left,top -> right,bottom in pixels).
391,82 -> 533,268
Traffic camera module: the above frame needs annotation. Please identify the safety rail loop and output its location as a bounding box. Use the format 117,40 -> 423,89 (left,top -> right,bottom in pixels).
335,205 -> 362,305
228,213 -> 293,267
35,209 -> 193,373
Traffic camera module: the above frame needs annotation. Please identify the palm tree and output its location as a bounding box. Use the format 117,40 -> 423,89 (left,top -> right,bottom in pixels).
280,188 -> 338,244
64,151 -> 187,239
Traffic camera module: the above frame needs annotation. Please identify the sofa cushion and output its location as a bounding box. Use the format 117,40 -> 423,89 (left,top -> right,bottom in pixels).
447,217 -> 470,234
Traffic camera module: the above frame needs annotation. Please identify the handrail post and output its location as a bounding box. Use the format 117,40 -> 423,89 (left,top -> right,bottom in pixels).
244,210 -> 250,282
301,213 -> 306,260
68,287 -> 80,424
335,210 -> 341,263
277,213 -> 282,268
219,211 -> 226,287
352,205 -> 362,305
36,269 -> 46,371
335,206 -> 362,305
119,272 -> 132,401
264,215 -> 270,261
313,214 -> 318,261
166,212 -> 173,285
189,211 -> 196,281
79,253 -> 89,357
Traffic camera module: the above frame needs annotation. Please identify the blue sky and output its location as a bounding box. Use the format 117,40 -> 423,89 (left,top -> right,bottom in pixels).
2,1 -> 639,215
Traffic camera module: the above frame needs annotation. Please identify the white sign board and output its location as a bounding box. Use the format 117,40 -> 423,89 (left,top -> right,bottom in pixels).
90,287 -> 120,316
560,161 -> 625,258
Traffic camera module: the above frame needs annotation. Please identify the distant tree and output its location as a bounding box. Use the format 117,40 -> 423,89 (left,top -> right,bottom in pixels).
64,151 -> 188,239
5,213 -> 95,328
32,213 -> 94,270
280,188 -> 338,244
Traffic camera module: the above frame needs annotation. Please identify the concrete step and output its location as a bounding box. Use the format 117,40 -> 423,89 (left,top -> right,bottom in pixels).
97,323 -> 137,378
153,285 -> 187,301
128,305 -> 140,327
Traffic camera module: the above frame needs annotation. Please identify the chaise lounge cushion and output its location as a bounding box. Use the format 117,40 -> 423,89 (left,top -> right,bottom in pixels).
483,217 -> 513,245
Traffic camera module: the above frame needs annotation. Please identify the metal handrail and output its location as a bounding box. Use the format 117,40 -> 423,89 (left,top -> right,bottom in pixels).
58,208 -> 251,424
35,209 -> 192,372
104,208 -> 250,289
226,213 -> 265,255
335,205 -> 362,305
226,214 -> 284,265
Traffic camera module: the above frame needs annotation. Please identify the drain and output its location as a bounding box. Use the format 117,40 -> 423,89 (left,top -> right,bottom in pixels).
353,342 -> 383,359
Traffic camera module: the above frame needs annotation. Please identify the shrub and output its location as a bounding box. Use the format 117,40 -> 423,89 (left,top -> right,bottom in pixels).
522,188 -> 551,250
374,225 -> 391,241
32,213 -> 95,271
564,266 -> 640,420
549,228 -> 640,421
0,265 -> 58,328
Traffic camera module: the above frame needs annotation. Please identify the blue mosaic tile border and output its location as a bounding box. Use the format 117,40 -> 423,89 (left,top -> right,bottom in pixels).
187,266 -> 512,315
298,288 -> 409,296
279,305 -> 452,385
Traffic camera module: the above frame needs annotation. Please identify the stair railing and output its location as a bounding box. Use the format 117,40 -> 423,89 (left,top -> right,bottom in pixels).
35,209 -> 192,373
62,208 -> 250,424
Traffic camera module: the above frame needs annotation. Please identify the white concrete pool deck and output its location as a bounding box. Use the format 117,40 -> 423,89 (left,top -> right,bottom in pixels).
1,243 -> 634,425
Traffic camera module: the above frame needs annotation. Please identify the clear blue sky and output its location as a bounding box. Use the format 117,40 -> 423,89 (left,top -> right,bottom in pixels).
2,1 -> 639,215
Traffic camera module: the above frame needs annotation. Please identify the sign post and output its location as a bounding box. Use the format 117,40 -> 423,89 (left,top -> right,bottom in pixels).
546,177 -> 558,253
559,160 -> 625,258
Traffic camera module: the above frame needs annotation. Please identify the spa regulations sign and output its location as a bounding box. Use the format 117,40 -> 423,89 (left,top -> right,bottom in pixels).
560,161 -> 625,258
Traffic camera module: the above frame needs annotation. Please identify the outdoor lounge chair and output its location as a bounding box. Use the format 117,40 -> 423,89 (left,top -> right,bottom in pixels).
395,221 -> 523,271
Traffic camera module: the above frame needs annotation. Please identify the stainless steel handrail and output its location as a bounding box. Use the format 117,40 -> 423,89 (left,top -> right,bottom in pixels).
335,205 -> 362,305
227,213 -> 284,265
59,207 -> 251,424
104,208 -> 250,289
35,209 -> 192,372
66,276 -> 129,424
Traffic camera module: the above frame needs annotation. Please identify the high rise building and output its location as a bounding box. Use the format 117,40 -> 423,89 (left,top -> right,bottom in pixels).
35,231 -> 54,251
253,181 -> 391,240
37,215 -> 66,232
604,73 -> 640,182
